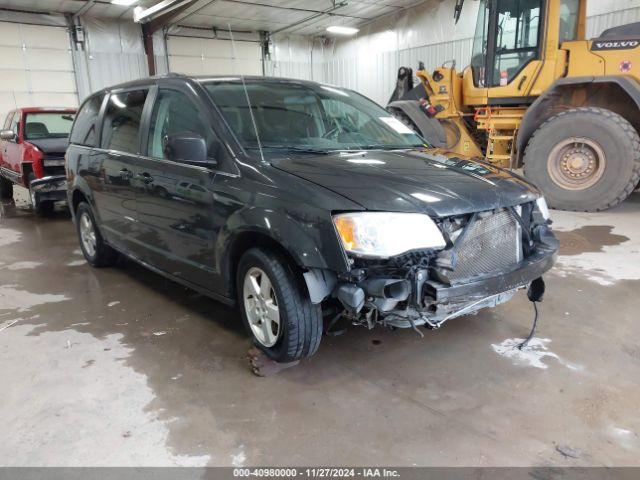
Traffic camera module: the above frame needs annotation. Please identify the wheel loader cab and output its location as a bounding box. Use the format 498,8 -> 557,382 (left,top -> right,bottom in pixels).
462,0 -> 585,104
471,0 -> 543,88
395,0 -> 640,211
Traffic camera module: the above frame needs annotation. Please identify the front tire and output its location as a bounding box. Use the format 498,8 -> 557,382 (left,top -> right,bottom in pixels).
237,247 -> 322,362
0,176 -> 13,200
30,188 -> 54,216
75,202 -> 118,267
523,107 -> 640,212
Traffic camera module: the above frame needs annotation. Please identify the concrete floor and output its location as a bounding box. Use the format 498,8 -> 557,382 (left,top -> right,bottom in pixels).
1,187 -> 639,467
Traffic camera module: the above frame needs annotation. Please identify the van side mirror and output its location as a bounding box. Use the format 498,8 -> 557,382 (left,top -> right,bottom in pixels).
163,132 -> 217,167
0,129 -> 16,141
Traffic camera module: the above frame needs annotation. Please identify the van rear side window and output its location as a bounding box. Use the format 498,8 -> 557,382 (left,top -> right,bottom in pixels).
101,90 -> 148,154
70,94 -> 104,147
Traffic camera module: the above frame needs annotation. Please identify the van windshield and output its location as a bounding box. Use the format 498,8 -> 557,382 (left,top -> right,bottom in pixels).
203,80 -> 426,153
24,112 -> 76,140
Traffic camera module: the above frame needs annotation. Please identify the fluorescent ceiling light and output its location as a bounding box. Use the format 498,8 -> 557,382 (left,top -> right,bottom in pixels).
133,0 -> 190,23
326,26 -> 359,35
133,5 -> 144,21
111,0 -> 138,6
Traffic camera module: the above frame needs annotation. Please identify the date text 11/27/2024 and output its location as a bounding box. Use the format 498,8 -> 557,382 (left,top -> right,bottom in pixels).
233,468 -> 400,478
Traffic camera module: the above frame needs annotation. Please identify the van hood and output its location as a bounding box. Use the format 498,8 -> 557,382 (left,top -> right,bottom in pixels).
271,149 -> 540,217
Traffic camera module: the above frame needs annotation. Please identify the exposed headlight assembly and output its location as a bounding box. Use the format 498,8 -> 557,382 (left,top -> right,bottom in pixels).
333,212 -> 446,258
535,196 -> 550,221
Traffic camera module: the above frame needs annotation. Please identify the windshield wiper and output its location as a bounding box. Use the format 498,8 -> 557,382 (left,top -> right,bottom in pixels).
355,144 -> 426,150
247,145 -> 333,154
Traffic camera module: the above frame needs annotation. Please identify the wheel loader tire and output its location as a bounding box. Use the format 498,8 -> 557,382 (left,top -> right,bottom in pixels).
523,107 -> 640,212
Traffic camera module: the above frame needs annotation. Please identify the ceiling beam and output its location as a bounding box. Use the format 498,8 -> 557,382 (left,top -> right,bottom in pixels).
72,0 -> 97,18
134,0 -> 195,28
270,1 -> 348,36
136,0 -> 205,75
164,0 -> 220,29
219,0 -> 371,21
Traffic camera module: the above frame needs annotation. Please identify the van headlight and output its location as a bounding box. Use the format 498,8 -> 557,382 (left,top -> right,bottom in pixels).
333,212 -> 446,258
535,197 -> 550,220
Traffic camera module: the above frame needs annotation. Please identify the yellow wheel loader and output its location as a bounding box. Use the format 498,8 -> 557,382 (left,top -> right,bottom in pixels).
388,0 -> 640,211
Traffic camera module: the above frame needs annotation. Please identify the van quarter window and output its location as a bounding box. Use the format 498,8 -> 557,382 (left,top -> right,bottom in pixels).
70,94 -> 105,147
101,89 -> 148,154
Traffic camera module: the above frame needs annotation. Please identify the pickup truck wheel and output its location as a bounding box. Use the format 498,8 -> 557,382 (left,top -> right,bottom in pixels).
30,189 -> 54,216
0,176 -> 13,200
237,247 -> 322,362
75,202 -> 118,267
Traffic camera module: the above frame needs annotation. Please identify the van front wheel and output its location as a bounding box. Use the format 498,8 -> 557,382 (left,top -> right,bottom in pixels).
237,247 -> 322,362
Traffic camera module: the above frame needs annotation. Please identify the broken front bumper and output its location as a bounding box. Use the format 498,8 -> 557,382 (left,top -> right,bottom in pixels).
334,232 -> 559,329
30,175 -> 67,203
425,244 -> 558,303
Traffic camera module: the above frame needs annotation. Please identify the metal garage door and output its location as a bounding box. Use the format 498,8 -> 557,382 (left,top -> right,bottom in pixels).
0,22 -> 77,118
167,36 -> 262,76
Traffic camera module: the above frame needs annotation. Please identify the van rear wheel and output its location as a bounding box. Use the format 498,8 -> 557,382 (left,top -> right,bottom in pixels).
523,107 -> 640,212
237,247 -> 322,362
75,202 -> 118,267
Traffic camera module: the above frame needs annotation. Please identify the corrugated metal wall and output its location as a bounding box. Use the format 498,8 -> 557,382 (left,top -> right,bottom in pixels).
3,0 -> 640,113
73,17 -> 149,102
0,21 -> 78,116
166,35 -> 262,76
587,5 -> 640,37
269,2 -> 640,105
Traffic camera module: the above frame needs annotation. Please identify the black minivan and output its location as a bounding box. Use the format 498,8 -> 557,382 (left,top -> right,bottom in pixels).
66,74 -> 558,361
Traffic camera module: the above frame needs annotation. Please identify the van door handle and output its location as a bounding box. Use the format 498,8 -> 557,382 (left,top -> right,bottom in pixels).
136,172 -> 154,184
119,168 -> 133,180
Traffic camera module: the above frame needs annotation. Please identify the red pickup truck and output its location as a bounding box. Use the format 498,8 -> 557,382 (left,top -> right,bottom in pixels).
0,107 -> 76,214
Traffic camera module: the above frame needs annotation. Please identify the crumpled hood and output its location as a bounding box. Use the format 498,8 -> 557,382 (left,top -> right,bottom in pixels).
271,149 -> 540,217
27,137 -> 69,154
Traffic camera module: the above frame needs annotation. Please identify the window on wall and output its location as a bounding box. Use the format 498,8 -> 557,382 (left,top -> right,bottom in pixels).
70,94 -> 105,147
147,89 -> 221,161
101,90 -> 148,154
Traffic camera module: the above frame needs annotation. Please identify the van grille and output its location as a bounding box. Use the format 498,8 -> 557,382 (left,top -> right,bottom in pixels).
448,209 -> 522,282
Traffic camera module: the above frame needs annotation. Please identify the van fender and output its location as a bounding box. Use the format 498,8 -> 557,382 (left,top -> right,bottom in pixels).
218,207 -> 347,302
68,176 -> 97,222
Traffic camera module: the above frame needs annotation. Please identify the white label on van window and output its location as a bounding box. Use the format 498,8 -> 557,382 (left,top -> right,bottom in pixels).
379,116 -> 415,134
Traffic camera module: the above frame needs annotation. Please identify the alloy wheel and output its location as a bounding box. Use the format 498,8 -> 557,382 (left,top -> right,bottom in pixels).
243,267 -> 281,347
79,212 -> 97,258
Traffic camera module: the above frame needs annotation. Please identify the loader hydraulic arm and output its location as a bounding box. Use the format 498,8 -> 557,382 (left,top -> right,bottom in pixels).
415,67 -> 484,158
